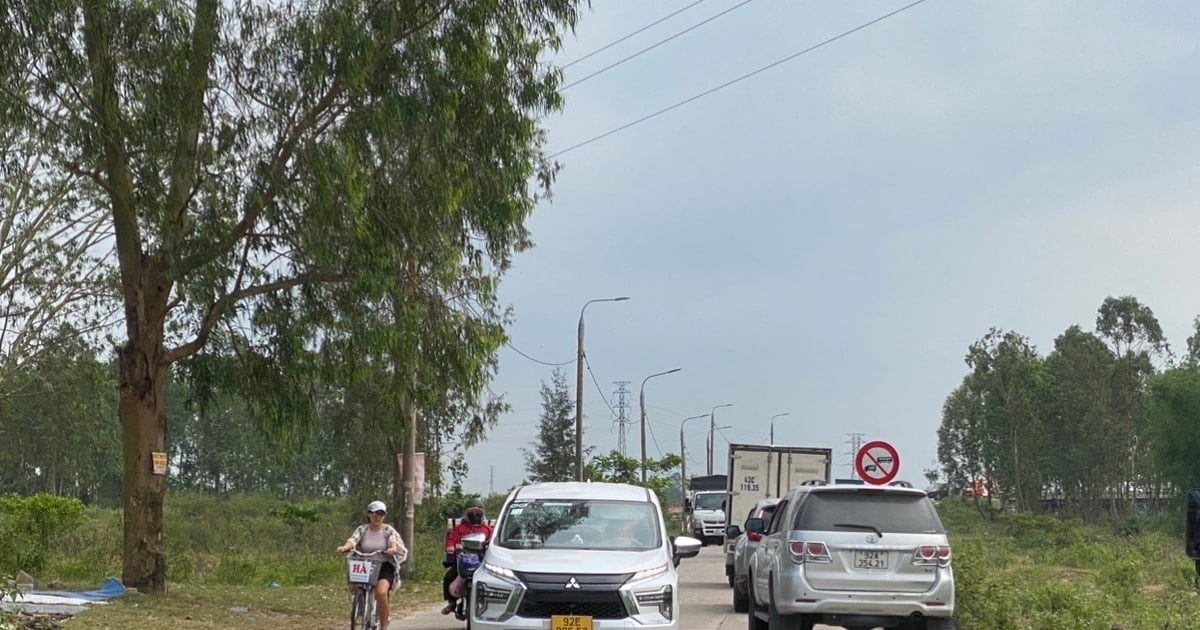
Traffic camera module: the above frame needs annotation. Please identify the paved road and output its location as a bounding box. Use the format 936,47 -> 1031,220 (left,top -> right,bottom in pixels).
394,545 -> 847,629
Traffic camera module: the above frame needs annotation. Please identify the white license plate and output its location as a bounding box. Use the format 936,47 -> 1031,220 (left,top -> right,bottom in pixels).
854,550 -> 887,569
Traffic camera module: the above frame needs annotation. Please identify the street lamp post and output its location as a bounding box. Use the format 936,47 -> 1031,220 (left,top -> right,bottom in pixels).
640,368 -> 682,483
769,412 -> 790,446
767,412 -> 789,498
679,413 -> 708,517
707,403 -> 733,475
575,296 -> 630,482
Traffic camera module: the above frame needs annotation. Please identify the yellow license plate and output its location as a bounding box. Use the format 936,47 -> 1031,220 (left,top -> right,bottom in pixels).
550,615 -> 593,630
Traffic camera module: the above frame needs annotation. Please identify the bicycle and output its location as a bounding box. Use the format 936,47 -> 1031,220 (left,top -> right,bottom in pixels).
346,550 -> 389,630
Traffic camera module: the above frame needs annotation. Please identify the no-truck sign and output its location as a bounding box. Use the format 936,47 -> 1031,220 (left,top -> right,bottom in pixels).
855,440 -> 900,485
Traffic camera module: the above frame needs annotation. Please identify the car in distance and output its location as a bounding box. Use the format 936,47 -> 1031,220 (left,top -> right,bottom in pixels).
725,497 -> 781,612
746,482 -> 955,630
469,481 -> 702,630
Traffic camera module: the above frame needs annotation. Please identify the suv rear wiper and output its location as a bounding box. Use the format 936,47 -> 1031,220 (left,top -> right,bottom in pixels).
833,522 -> 882,538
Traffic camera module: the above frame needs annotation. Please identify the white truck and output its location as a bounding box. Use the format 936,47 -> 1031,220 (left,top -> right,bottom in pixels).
685,474 -> 728,545
723,443 -> 833,585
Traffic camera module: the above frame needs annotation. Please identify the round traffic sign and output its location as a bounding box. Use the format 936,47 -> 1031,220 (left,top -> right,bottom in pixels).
855,440 -> 900,485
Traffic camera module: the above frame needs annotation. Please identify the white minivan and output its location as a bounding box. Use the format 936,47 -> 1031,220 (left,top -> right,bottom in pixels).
469,481 -> 702,630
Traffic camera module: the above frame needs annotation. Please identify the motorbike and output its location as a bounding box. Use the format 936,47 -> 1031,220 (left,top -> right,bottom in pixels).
450,532 -> 489,624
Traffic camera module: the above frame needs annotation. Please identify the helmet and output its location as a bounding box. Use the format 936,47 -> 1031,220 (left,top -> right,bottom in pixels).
465,497 -> 484,512
367,500 -> 387,513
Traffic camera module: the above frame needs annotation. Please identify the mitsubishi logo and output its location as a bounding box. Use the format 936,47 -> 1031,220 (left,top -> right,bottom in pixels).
565,577 -> 581,590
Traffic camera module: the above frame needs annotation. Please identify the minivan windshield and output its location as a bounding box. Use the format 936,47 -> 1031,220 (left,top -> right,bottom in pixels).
496,499 -> 661,551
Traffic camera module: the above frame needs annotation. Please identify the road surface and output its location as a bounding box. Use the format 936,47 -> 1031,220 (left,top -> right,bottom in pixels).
394,544 -> 848,629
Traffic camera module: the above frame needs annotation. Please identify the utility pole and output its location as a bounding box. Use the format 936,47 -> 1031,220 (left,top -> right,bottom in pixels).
489,466 -> 495,495
613,381 -> 631,456
575,297 -> 629,481
845,433 -> 865,480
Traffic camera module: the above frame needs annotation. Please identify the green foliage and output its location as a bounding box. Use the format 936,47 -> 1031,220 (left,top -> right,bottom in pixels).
944,499 -> 1200,629
0,494 -> 86,573
940,297 -> 1179,524
522,369 -> 577,483
271,503 -> 321,526
585,450 -> 683,508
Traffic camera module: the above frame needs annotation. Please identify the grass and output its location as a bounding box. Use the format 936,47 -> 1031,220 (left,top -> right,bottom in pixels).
65,582 -> 444,629
10,494 -> 1200,628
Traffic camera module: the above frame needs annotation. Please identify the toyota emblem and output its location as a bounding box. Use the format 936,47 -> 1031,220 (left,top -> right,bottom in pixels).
866,534 -> 878,544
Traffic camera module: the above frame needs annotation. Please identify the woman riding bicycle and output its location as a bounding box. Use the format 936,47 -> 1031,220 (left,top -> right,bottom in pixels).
337,500 -> 408,630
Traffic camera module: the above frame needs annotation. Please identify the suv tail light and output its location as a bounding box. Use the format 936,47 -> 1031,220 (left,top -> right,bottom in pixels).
912,545 -> 952,567
788,541 -> 831,564
746,532 -> 762,542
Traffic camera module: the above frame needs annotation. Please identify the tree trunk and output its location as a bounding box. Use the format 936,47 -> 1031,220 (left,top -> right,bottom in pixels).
117,268 -> 171,593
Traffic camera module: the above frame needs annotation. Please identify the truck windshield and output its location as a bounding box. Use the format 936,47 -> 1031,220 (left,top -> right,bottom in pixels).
693,493 -> 725,510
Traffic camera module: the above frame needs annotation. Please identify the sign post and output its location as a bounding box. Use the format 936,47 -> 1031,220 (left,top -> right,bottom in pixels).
855,440 -> 900,485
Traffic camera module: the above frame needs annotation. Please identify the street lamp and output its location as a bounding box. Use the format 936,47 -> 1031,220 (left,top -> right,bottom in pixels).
575,296 -> 630,481
707,403 -> 733,475
769,412 -> 790,445
679,413 -> 708,511
767,412 -> 789,498
640,368 -> 682,483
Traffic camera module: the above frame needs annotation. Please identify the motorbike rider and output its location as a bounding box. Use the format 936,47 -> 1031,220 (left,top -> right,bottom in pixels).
441,497 -> 493,615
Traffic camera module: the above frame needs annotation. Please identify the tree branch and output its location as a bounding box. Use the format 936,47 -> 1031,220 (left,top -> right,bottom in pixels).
163,273 -> 340,365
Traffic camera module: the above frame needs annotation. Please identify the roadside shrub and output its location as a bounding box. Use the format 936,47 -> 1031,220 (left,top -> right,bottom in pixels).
0,494 -> 86,573
1001,511 -> 1088,550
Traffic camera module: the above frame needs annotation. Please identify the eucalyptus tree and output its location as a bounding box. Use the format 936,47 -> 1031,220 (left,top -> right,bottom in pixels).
0,0 -> 581,591
1094,296 -> 1165,515
0,114 -> 112,398
1043,325 -> 1119,520
962,329 -> 1049,513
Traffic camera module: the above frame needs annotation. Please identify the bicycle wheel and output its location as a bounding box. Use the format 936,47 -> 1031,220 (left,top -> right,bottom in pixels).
350,587 -> 367,630
364,590 -> 377,630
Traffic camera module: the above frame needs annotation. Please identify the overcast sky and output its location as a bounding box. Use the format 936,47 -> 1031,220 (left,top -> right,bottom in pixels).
460,0 -> 1200,496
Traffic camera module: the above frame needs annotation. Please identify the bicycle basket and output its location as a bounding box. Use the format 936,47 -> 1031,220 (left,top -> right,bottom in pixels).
347,557 -> 382,585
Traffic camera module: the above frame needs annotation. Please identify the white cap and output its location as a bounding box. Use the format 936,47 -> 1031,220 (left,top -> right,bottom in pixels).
367,500 -> 387,513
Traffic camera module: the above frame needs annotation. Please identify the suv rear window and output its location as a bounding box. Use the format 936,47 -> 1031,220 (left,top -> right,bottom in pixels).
793,491 -> 944,534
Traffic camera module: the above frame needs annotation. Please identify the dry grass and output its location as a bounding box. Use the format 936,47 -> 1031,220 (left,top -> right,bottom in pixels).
62,580 -> 444,629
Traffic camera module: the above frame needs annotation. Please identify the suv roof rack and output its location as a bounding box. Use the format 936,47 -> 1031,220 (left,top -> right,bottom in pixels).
887,480 -> 914,488
797,479 -> 828,487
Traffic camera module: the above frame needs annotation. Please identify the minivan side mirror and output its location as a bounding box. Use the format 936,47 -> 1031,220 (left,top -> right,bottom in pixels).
1186,489 -> 1200,559
725,524 -> 742,539
744,517 -> 766,535
672,535 -> 702,565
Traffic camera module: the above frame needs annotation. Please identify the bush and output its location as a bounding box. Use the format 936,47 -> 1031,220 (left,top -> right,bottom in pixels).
0,494 -> 86,573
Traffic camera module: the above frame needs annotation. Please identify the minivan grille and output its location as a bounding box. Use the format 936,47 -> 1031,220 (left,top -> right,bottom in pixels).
513,571 -> 633,620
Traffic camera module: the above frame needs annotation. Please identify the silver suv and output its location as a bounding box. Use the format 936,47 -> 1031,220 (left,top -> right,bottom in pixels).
746,483 -> 955,630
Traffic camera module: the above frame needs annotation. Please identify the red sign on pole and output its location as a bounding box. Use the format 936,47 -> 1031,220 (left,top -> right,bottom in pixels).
855,440 -> 900,485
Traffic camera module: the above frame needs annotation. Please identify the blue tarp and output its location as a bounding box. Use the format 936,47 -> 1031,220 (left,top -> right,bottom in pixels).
26,577 -> 125,602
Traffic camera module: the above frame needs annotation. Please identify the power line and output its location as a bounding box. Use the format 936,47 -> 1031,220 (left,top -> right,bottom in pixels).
561,0 -> 710,70
504,342 -> 575,366
561,0 -> 755,91
551,0 -> 931,158
583,355 -> 618,416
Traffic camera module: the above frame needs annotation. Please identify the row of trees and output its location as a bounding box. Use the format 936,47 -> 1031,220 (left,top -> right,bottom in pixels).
937,296 -> 1200,521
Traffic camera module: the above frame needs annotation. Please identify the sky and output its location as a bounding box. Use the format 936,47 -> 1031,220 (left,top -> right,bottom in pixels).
460,0 -> 1200,496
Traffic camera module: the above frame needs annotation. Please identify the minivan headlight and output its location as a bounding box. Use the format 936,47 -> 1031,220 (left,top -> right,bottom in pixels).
635,584 -> 673,620
484,561 -> 516,579
630,563 -> 668,583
